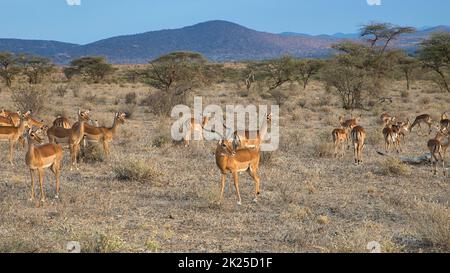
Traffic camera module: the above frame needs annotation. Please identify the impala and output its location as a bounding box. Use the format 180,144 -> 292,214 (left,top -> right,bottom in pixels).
233,113 -> 272,150
183,116 -> 209,147
0,115 -> 28,164
0,115 -> 13,126
380,113 -> 396,126
82,112 -> 126,157
427,131 -> 450,176
382,124 -> 401,153
0,109 -> 21,126
332,127 -> 350,158
411,114 -> 433,135
439,112 -> 450,132
339,116 -> 358,130
25,129 -> 63,203
47,109 -> 90,170
23,110 -> 45,129
215,138 -> 261,205
52,116 -> 72,129
351,126 -> 366,165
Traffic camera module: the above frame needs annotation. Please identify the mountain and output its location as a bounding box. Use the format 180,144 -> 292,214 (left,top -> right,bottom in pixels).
0,21 -> 449,64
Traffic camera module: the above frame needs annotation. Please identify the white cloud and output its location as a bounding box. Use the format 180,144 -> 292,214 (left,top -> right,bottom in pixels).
66,0 -> 81,6
367,0 -> 381,6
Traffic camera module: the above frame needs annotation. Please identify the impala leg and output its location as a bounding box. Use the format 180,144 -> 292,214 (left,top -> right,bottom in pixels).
219,174 -> 226,203
51,163 -> 60,199
353,143 -> 358,164
248,166 -> 260,202
29,169 -> 35,201
102,141 -> 110,158
9,141 -> 14,165
232,172 -> 242,205
38,168 -> 45,203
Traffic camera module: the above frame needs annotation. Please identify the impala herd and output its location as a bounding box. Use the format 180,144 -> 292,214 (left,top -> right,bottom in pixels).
333,112 -> 450,175
0,104 -> 449,206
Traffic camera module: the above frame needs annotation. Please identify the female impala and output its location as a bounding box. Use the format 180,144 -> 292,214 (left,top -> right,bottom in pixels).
183,116 -> 209,147
339,116 -> 358,130
0,109 -> 21,126
411,114 -> 433,135
82,112 -> 126,157
380,113 -> 396,126
23,110 -> 45,129
332,127 -> 350,158
52,116 -> 72,129
382,124 -> 401,153
0,115 -> 28,164
25,129 -> 63,203
47,109 -> 90,170
439,112 -> 449,132
233,113 -> 272,150
0,115 -> 13,126
427,131 -> 450,176
351,126 -> 366,165
215,138 -> 261,205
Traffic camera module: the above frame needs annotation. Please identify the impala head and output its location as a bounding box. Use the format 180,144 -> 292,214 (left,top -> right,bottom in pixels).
217,139 -> 237,156
26,129 -> 44,144
0,108 -> 6,117
23,110 -> 32,118
78,109 -> 91,121
441,112 -> 448,120
115,112 -> 126,124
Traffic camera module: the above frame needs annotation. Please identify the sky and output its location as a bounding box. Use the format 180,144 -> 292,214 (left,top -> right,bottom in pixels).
0,0 -> 449,45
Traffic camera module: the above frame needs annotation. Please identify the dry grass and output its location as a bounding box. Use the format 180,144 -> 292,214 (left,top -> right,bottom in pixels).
0,79 -> 448,253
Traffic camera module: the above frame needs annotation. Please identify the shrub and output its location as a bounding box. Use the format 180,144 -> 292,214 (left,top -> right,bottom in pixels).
82,144 -> 105,163
125,91 -> 137,104
378,158 -> 411,176
11,85 -> 47,114
312,143 -> 334,158
151,135 -> 171,148
55,85 -> 69,97
412,202 -> 450,251
113,158 -> 162,183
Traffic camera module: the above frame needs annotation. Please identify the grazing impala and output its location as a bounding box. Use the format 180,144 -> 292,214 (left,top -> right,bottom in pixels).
0,115 -> 28,164
380,113 -> 396,126
233,113 -> 272,150
25,129 -> 63,203
82,112 -> 126,157
427,131 -> 450,176
52,116 -> 72,129
351,126 -> 366,165
411,114 -> 433,135
47,109 -> 90,170
382,124 -> 401,153
339,116 -> 358,130
439,112 -> 450,132
332,127 -> 350,158
183,116 -> 209,147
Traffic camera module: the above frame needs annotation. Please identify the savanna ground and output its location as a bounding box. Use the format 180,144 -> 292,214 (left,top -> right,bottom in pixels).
0,76 -> 449,253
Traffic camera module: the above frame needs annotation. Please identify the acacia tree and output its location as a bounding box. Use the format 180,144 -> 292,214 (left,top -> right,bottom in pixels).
260,56 -> 298,90
297,59 -> 324,89
0,52 -> 21,87
418,32 -> 450,92
395,51 -> 420,90
143,52 -> 208,115
64,56 -> 116,83
17,54 -> 55,84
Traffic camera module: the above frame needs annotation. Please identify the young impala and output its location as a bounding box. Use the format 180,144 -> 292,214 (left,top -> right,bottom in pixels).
0,115 -> 28,164
427,130 -> 450,176
47,109 -> 90,170
23,110 -> 45,129
82,112 -> 126,157
233,113 -> 272,150
411,114 -> 433,135
25,129 -> 63,203
332,127 -> 350,158
351,126 -> 366,165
